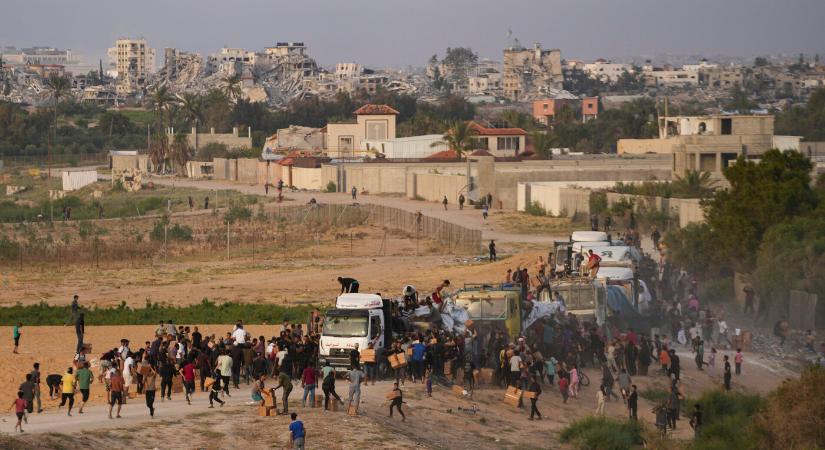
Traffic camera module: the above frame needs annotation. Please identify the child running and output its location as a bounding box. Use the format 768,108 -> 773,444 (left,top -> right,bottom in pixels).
9,391 -> 27,432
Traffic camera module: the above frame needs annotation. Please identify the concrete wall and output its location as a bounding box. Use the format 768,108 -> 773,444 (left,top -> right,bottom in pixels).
111,154 -> 149,172
290,167 -> 323,190
236,158 -> 258,183
213,158 -> 230,180
186,127 -> 252,150
411,173 -> 467,202
517,181 -> 632,215
618,139 -> 676,155
257,161 -> 282,185
675,198 -> 704,227
557,187 -> 592,217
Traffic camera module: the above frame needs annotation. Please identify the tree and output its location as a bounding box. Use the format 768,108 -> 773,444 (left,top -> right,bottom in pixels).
703,149 -> 817,273
147,84 -> 176,171
753,56 -> 769,67
530,130 -> 556,159
221,74 -> 243,103
44,74 -> 71,176
170,132 -> 193,174
664,223 -> 727,279
432,121 -> 476,160
498,110 -> 536,130
775,87 -> 825,141
441,47 -> 477,82
671,170 -> 716,198
724,82 -> 756,112
177,92 -> 204,129
760,366 -> 825,450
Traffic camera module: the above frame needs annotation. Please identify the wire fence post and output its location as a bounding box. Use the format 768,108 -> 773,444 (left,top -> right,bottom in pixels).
252,226 -> 256,263
350,231 -> 353,256
226,220 -> 230,260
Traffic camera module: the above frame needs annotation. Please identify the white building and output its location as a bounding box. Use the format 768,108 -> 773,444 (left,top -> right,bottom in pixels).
335,63 -> 364,79
363,134 -> 447,159
583,60 -> 634,83
108,38 -> 155,94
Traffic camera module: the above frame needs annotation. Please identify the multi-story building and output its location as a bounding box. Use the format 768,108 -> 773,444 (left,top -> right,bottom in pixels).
701,66 -> 744,88
583,60 -> 633,83
208,47 -> 257,75
618,114 -> 800,179
643,67 -> 699,88
109,38 -> 155,95
581,97 -> 599,122
532,95 -> 577,126
335,63 -> 364,79
502,43 -> 563,102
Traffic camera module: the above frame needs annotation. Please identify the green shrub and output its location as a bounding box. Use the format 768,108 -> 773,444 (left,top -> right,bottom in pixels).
149,215 -> 193,242
326,181 -> 337,193
524,201 -> 547,216
699,277 -> 734,304
224,204 -> 252,224
589,191 -> 608,215
560,416 -> 644,450
610,197 -> 636,216
0,298 -> 322,326
686,390 -> 765,450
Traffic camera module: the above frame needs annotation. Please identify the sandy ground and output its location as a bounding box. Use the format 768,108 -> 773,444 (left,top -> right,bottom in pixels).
1,251 -> 549,308
0,324 -> 799,449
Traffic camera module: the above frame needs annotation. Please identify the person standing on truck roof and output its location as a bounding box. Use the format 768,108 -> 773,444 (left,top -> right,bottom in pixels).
587,249 -> 602,279
338,277 -> 359,293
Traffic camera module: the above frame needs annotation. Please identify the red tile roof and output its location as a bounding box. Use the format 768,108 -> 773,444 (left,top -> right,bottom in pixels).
469,149 -> 494,157
424,150 -> 460,160
353,104 -> 400,115
469,122 -> 527,136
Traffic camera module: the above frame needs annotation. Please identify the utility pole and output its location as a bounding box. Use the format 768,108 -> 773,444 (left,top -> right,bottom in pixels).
226,220 -> 230,260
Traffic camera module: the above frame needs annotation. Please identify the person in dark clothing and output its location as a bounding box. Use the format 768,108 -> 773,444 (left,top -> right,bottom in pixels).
723,355 -> 732,391
204,196 -> 209,209
231,345 -> 243,388
651,228 -> 661,250
389,382 -> 405,421
209,369 -> 225,408
191,327 -> 202,349
442,196 -> 448,210
197,350 -> 212,391
528,376 -> 542,420
458,194 -> 465,210
159,359 -> 175,401
46,374 -> 63,399
74,312 -> 85,354
668,349 -> 681,381
627,384 -> 638,420
338,277 -> 359,293
322,366 -> 342,410
486,193 -> 493,207
350,344 -> 360,369
489,240 -> 497,262
690,403 -> 703,439
252,352 -> 268,380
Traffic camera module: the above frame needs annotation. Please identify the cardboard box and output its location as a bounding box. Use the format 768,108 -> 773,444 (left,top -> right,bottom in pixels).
347,404 -> 358,416
389,353 -> 408,369
331,399 -> 339,411
360,349 -> 376,364
315,395 -> 323,408
503,394 -> 520,407
452,385 -> 465,396
386,390 -> 401,400
172,377 -> 183,393
204,377 -> 215,390
259,405 -> 275,417
477,368 -> 494,385
465,320 -> 474,329
430,338 -> 438,345
523,391 -> 537,399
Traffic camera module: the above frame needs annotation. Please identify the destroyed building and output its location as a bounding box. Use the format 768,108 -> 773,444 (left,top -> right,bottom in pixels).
502,42 -> 563,102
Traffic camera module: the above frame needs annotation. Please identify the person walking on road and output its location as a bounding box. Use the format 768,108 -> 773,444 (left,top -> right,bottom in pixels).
289,412 -> 306,450
108,370 -> 124,419
58,367 -> 76,416
482,204 -> 489,220
458,194 -> 465,210
13,322 -> 21,354
442,196 -> 448,210
144,365 -> 157,417
527,375 -> 542,420
208,368 -> 225,408
389,382 -> 405,421
76,362 -> 93,414
10,391 -> 27,433
30,363 -> 42,413
351,186 -> 357,201
346,364 -> 365,411
489,240 -> 497,262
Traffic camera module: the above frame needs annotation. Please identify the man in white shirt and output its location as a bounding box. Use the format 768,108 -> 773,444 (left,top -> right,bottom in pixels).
232,326 -> 247,346
118,340 -> 131,360
122,354 -> 134,401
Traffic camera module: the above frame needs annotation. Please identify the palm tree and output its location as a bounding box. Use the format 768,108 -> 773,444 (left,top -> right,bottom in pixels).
221,74 -> 242,103
431,121 -> 477,160
672,170 -> 717,198
147,84 -> 176,172
170,132 -> 193,175
178,92 -> 204,129
530,130 -> 557,159
44,75 -> 71,177
498,109 -> 536,130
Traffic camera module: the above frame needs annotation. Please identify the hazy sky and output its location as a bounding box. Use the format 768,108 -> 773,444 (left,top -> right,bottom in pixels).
2,0 -> 824,68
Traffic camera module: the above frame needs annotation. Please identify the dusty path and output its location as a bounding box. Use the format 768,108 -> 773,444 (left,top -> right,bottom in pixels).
146,175 -> 564,246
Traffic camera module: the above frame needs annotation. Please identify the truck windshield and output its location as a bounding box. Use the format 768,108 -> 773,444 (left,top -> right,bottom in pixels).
454,295 -> 507,320
565,286 -> 597,310
324,316 -> 368,337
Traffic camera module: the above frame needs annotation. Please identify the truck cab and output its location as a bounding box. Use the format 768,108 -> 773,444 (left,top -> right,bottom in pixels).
319,293 -> 389,371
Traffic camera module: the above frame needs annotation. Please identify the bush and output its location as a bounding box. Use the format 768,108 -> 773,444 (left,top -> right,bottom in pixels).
326,181 -> 337,193
224,205 -> 252,224
0,298 -> 321,326
699,277 -> 734,304
758,366 -> 825,450
149,215 -> 193,242
686,390 -> 764,450
524,201 -> 547,216
590,191 -> 608,216
560,416 -> 644,450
